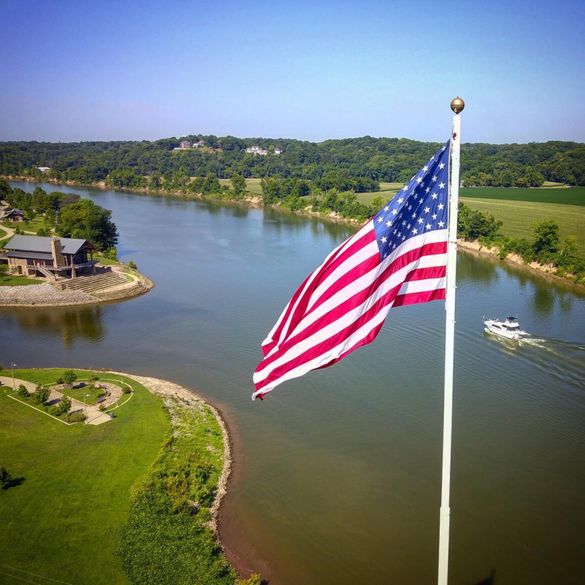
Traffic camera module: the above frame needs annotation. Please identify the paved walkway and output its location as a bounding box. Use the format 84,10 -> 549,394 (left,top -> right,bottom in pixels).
0,376 -> 124,425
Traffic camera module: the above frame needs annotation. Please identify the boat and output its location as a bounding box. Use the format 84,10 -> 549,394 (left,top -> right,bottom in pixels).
483,316 -> 530,340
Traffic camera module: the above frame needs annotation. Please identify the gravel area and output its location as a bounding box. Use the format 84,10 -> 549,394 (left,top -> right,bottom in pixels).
0,283 -> 96,306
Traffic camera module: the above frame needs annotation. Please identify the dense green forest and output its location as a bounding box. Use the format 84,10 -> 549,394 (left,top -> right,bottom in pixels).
1,135 -> 583,188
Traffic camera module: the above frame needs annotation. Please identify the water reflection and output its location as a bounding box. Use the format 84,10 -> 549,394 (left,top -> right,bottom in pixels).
2,305 -> 104,348
456,252 -> 500,286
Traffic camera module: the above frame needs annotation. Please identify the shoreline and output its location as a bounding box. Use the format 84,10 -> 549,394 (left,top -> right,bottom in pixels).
457,239 -> 585,293
0,268 -> 155,308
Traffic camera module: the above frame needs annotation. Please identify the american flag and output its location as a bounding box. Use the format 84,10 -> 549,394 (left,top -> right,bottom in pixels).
252,140 -> 450,400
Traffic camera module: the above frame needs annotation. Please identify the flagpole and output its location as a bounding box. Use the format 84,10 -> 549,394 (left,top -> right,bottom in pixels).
438,96 -> 465,585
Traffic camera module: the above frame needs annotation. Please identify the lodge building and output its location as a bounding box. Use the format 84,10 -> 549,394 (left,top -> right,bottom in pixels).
2,235 -> 95,279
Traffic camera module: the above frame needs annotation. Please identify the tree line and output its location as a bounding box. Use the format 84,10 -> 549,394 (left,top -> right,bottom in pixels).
1,135 -> 583,187
0,179 -> 118,251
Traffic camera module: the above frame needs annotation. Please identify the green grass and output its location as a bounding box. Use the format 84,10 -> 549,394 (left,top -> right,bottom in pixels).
356,182 -> 402,205
462,198 -> 585,256
0,273 -> 42,286
460,186 -> 585,206
61,383 -> 106,405
0,368 -> 168,585
0,227 -> 7,239
219,177 -> 264,196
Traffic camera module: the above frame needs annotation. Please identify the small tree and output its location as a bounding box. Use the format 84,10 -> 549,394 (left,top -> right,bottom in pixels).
17,384 -> 29,398
533,220 -> 560,258
33,386 -> 51,405
0,467 -> 13,490
62,369 -> 77,388
58,396 -> 72,416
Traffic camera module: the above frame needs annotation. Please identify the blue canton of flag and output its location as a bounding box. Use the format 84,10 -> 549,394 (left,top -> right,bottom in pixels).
374,141 -> 450,259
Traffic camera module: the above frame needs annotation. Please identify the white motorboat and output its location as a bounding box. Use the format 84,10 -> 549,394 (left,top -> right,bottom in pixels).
483,316 -> 530,340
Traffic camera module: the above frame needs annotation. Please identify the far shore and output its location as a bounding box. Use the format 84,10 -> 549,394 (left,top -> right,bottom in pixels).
5,174 -> 583,291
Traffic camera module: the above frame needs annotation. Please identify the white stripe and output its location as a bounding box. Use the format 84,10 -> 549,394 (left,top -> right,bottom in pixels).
262,221 -> 374,348
254,251 -> 445,384
398,277 -> 446,296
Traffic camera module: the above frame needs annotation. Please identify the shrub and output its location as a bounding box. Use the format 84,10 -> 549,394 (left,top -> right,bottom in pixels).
58,396 -> 72,415
67,411 -> 86,423
17,384 -> 29,398
127,260 -> 137,270
0,467 -> 13,490
121,385 -> 132,395
32,386 -> 51,405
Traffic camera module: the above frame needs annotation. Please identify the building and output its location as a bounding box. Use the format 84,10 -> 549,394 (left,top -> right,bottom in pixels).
274,148 -> 283,155
36,166 -> 51,173
1,208 -> 26,222
180,140 -> 191,149
3,235 -> 95,279
246,145 -> 268,156
193,140 -> 205,148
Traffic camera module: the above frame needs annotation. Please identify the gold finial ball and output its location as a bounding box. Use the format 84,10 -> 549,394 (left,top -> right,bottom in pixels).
450,96 -> 465,114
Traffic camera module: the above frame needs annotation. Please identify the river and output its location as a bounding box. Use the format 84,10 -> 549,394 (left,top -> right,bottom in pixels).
2,182 -> 585,584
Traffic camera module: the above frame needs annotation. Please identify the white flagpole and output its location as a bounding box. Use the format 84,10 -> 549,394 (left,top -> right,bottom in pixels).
438,96 -> 465,585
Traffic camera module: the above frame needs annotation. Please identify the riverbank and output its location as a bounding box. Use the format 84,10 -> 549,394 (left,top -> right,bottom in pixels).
457,238 -> 585,293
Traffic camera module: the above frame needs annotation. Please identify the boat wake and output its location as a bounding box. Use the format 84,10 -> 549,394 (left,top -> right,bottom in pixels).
484,332 -> 585,390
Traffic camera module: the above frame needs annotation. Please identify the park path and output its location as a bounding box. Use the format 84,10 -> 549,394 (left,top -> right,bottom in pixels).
0,376 -> 121,425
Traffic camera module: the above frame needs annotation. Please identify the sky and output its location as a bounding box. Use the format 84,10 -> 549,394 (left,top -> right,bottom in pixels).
1,0 -> 584,144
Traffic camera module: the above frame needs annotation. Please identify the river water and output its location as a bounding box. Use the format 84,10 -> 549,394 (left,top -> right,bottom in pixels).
2,182 -> 585,584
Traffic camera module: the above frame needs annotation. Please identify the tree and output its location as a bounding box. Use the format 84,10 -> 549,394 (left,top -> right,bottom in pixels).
532,220 -> 560,257
32,386 -> 51,405
57,199 -> 118,252
17,384 -> 29,398
230,174 -> 247,199
58,396 -> 72,415
62,369 -> 78,388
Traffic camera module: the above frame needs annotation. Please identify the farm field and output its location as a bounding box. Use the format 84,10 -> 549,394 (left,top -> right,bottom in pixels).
0,369 -> 168,585
462,198 -> 585,256
460,186 -> 585,206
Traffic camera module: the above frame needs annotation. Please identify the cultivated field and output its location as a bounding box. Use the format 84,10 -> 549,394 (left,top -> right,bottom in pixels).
356,182 -> 402,205
462,198 -> 585,256
219,177 -> 263,195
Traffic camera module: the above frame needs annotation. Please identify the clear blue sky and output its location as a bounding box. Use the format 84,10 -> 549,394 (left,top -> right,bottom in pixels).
1,0 -> 584,143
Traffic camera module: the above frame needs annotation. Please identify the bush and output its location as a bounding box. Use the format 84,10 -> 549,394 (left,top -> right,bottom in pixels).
0,467 -> 13,490
67,410 -> 86,423
121,385 -> 132,394
32,386 -> 51,405
17,384 -> 29,398
127,260 -> 137,270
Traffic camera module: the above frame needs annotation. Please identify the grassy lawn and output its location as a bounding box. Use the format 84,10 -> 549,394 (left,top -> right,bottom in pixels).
460,186 -> 585,206
61,383 -> 106,405
0,273 -> 42,286
356,181 -> 402,206
462,198 -> 585,256
0,368 -> 168,585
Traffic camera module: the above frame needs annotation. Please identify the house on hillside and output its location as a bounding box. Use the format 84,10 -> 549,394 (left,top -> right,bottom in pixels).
193,140 -> 205,148
2,235 -> 95,279
246,145 -> 268,156
36,166 -> 51,173
1,208 -> 26,222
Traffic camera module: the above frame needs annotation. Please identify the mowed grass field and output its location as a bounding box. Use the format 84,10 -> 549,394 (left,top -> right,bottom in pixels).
219,177 -> 263,195
356,182 -> 402,205
461,186 -> 585,206
462,198 -> 585,256
0,369 -> 168,585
